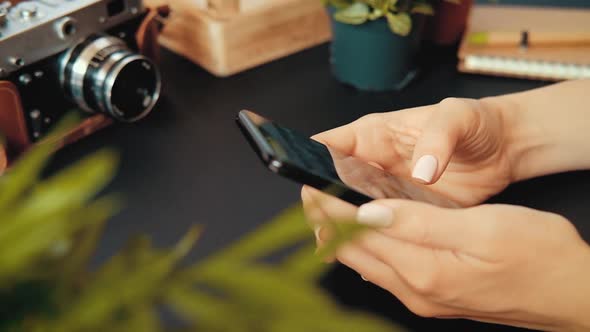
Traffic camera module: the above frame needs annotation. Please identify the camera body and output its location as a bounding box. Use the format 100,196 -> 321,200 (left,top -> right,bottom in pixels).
0,0 -> 165,162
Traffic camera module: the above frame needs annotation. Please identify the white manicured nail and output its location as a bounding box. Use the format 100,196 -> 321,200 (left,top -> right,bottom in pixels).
361,275 -> 368,281
356,204 -> 394,228
314,225 -> 322,240
412,155 -> 438,183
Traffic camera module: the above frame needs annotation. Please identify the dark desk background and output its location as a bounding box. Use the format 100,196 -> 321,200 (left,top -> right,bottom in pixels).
49,44 -> 590,331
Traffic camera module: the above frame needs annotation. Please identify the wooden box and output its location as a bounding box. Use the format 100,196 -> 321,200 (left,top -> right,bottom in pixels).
145,0 -> 332,77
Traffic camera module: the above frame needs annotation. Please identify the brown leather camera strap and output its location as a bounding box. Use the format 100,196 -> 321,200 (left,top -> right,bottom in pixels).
45,115 -> 113,151
137,5 -> 170,61
1,1 -> 25,174
0,145 -> 7,175
0,81 -> 30,153
0,113 -> 113,175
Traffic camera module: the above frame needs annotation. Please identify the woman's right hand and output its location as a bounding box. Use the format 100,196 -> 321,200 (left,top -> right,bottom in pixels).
310,97 -> 517,207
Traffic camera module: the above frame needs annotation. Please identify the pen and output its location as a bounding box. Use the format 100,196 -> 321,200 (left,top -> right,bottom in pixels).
468,31 -> 590,47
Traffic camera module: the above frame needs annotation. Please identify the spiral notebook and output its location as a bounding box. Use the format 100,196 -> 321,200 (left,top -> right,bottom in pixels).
458,5 -> 590,81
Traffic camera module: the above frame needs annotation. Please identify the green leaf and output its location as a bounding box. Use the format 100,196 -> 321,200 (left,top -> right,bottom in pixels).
364,0 -> 378,8
0,280 -> 56,332
315,222 -> 368,260
180,262 -> 406,332
24,148 -> 118,214
55,196 -> 122,294
0,141 -> 53,210
0,207 -> 93,281
368,8 -> 384,20
173,226 -> 203,259
0,149 -> 119,262
386,12 -> 412,36
193,262 -> 336,312
0,196 -> 119,285
388,0 -> 398,10
0,113 -> 80,210
281,244 -> 329,281
109,305 -> 162,332
165,284 -> 244,331
334,2 -> 370,25
193,205 -> 311,268
324,0 -> 353,9
411,2 -> 434,15
46,228 -> 199,332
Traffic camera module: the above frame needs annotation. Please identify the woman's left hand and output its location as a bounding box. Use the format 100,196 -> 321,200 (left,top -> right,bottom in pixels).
302,188 -> 590,331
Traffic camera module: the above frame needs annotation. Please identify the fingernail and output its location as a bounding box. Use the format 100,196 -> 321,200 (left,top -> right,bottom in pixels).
412,155 -> 438,183
314,225 -> 322,241
356,204 -> 394,228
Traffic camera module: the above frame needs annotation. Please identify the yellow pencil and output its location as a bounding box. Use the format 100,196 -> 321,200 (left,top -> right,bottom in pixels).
468,31 -> 590,47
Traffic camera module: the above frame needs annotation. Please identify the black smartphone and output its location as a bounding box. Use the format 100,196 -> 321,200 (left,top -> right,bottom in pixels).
236,110 -> 458,207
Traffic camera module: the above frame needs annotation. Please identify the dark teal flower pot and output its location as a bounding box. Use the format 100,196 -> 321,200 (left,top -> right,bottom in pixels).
328,8 -> 424,92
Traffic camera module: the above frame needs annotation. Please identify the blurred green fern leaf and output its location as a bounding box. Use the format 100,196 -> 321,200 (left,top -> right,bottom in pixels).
0,117 -> 407,332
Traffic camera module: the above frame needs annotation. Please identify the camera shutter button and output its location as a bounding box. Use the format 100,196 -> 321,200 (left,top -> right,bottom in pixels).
18,3 -> 38,19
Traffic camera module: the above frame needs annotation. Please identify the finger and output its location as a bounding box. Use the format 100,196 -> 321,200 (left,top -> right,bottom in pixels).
356,199 -> 490,255
351,231 -> 510,319
353,229 -> 442,295
301,185 -> 325,225
300,185 -> 357,225
352,229 -> 483,310
335,243 -> 398,287
335,243 -> 458,318
301,185 -> 356,260
311,108 -> 432,176
301,185 -> 328,248
411,98 -> 479,184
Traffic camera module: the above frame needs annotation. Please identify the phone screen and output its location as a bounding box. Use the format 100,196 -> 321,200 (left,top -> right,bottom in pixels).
238,110 -> 458,208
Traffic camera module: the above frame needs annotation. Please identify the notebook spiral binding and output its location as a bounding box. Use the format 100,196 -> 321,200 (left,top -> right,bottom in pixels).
464,55 -> 590,80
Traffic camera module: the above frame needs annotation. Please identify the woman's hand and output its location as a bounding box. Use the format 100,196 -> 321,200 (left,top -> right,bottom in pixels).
303,193 -> 590,331
301,80 -> 590,330
311,80 -> 590,207
311,97 -> 515,207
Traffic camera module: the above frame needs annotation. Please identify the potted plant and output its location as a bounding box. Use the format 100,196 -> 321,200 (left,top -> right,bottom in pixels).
323,0 -> 459,91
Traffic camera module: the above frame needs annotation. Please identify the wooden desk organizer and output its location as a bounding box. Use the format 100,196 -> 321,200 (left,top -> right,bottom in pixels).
145,0 -> 332,77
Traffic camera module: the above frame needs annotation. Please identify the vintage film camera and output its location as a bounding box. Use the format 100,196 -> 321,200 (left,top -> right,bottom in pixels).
0,0 -> 167,170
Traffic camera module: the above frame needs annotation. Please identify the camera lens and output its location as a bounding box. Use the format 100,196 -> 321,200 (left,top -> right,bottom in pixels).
60,35 -> 161,122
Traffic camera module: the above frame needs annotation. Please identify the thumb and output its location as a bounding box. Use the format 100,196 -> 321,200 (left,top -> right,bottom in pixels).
411,98 -> 479,184
355,199 -> 482,251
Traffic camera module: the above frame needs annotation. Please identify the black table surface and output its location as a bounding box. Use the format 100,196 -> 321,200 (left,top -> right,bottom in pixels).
50,44 -> 590,331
